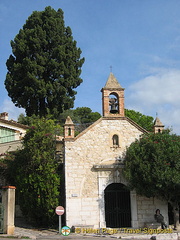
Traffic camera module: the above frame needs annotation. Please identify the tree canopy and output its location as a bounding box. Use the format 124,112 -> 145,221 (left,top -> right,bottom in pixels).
5,6 -> 84,118
5,118 -> 61,226
123,131 -> 180,210
125,109 -> 154,132
18,108 -> 153,132
58,107 -> 101,124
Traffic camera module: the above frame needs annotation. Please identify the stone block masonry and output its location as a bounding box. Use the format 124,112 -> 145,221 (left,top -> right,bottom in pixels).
64,117 -> 168,229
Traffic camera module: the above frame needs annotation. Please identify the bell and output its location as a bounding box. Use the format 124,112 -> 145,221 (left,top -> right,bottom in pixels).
110,104 -> 118,113
109,97 -> 118,114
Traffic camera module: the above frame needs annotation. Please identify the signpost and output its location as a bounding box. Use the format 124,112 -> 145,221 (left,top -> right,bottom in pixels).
55,206 -> 64,233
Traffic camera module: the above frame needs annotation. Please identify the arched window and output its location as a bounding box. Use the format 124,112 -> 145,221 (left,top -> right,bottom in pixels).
112,134 -> 119,147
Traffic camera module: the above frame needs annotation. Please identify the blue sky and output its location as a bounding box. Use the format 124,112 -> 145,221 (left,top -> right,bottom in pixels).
0,0 -> 180,134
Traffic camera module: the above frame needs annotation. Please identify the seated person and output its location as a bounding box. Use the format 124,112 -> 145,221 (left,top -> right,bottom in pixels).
154,209 -> 167,229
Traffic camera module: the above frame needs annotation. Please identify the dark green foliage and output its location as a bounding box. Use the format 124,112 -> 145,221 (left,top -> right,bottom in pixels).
73,107 -> 101,123
125,109 -> 154,131
17,113 -> 63,135
58,107 -> 101,124
5,6 -> 84,118
6,118 -> 61,226
17,113 -> 41,125
123,132 -> 180,206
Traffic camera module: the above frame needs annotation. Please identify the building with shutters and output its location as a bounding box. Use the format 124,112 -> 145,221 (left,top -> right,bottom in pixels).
0,112 -> 28,185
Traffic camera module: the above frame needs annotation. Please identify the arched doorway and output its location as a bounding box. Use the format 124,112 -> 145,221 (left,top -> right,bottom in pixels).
104,183 -> 131,228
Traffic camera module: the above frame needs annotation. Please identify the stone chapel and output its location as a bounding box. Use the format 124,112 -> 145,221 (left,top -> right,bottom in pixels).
63,73 -> 168,229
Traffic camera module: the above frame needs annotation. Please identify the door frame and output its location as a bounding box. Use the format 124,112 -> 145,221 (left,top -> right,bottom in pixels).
97,170 -> 138,228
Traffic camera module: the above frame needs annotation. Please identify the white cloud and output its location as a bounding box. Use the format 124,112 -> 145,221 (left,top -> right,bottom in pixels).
0,99 -> 25,121
159,107 -> 180,134
126,68 -> 180,134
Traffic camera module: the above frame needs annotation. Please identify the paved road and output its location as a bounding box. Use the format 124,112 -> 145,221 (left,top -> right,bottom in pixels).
1,225 -> 178,240
0,235 -> 147,240
36,235 -> 147,240
38,237 -> 117,240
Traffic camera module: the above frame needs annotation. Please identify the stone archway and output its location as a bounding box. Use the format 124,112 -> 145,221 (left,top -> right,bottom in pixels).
104,183 -> 131,228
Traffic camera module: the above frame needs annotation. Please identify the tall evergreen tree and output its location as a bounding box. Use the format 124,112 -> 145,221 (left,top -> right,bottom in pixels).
5,6 -> 84,118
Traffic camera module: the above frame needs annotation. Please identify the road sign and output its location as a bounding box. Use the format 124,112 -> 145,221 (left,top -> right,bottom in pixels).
55,206 -> 64,216
55,206 -> 65,233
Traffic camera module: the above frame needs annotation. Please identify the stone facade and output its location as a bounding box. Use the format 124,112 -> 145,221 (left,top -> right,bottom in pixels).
64,73 -> 168,229
64,116 -> 168,228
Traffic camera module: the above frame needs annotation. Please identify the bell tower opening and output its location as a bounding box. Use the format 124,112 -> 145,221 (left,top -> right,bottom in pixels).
109,93 -> 119,114
101,73 -> 125,117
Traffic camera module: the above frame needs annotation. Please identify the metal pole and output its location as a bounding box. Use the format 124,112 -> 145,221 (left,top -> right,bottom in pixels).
59,215 -> 61,234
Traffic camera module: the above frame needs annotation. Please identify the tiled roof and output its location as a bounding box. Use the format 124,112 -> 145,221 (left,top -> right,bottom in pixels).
0,118 -> 29,129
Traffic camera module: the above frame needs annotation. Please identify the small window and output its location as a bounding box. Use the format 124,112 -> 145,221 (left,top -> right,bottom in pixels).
112,134 -> 119,147
68,127 -> 71,136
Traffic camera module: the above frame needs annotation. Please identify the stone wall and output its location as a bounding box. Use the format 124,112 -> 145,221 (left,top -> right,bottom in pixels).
2,186 -> 16,234
137,195 -> 168,227
64,117 -> 168,228
65,118 -> 142,228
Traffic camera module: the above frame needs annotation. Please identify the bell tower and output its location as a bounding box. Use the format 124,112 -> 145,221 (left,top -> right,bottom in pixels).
64,116 -> 75,139
153,117 -> 164,133
101,72 -> 125,117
